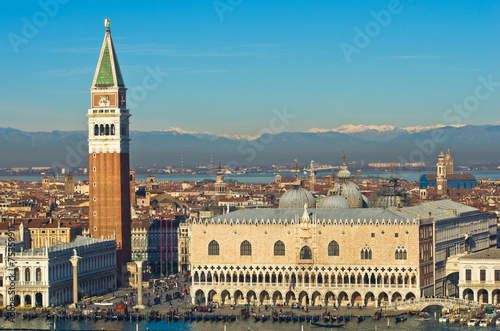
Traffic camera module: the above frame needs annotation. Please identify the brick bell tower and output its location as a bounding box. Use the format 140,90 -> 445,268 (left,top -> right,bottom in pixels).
87,19 -> 131,280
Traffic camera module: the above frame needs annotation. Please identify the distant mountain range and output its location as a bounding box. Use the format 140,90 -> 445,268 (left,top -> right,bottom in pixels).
1,124 -> 499,169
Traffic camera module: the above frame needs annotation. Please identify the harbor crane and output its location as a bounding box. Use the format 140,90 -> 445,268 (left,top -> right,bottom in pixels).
303,160 -> 338,191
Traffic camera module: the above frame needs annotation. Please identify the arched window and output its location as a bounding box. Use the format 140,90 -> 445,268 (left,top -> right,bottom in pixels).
14,268 -> 19,281
100,124 -> 104,136
274,241 -> 285,256
361,245 -> 372,260
36,268 -> 42,282
25,268 -> 30,282
300,246 -> 312,260
94,124 -> 99,136
105,124 -> 110,135
208,240 -> 219,255
328,240 -> 340,256
240,240 -> 252,256
111,124 -> 115,135
395,245 -> 407,260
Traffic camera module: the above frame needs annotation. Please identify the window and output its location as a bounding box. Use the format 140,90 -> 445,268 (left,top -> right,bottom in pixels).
395,245 -> 407,260
240,240 -> 252,256
25,268 -> 30,281
0,276 -> 3,287
111,124 -> 115,135
395,233 -> 399,238
361,246 -> 372,260
300,246 -> 312,260
100,124 -> 104,135
274,241 -> 285,256
495,270 -> 500,282
208,240 -> 219,256
371,233 -> 375,238
14,268 -> 20,281
480,269 -> 486,282
93,167 -> 96,172
0,253 -> 2,263
105,124 -> 110,135
328,241 -> 340,256
36,268 -> 42,281
94,124 -> 99,136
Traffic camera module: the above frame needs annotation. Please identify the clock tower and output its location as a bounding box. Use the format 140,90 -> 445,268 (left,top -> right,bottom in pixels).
436,148 -> 447,196
87,20 -> 131,280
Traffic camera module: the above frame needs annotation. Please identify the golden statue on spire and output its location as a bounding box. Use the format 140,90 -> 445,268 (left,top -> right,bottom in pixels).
104,18 -> 110,28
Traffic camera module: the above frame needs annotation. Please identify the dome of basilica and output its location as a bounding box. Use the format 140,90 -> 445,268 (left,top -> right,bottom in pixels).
339,181 -> 364,208
279,185 -> 316,209
318,194 -> 350,209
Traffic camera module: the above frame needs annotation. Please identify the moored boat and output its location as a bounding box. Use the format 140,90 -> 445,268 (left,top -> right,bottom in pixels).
417,312 -> 429,320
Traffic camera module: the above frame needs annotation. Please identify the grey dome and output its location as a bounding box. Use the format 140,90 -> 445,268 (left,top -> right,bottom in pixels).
340,182 -> 364,208
279,186 -> 316,209
375,195 -> 404,209
338,169 -> 351,179
318,195 -> 350,209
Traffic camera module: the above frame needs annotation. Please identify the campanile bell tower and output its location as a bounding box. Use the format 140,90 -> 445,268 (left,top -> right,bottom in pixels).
87,19 -> 131,279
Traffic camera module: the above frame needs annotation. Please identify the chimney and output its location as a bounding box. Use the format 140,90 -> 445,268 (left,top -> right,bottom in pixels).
428,212 -> 432,219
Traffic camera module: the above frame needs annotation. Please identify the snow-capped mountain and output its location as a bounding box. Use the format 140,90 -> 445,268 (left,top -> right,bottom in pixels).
0,124 -> 498,168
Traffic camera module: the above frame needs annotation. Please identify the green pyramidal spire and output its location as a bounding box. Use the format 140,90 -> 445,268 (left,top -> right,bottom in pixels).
92,24 -> 125,88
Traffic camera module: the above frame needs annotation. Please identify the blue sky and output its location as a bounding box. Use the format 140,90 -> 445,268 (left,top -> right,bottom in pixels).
1,0 -> 499,134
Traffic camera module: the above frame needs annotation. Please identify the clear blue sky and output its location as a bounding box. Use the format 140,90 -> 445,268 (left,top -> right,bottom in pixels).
1,0 -> 499,134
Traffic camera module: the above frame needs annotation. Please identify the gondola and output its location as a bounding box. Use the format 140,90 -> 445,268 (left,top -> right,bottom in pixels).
396,314 -> 407,322
312,316 -> 319,322
279,316 -> 286,322
311,321 -> 345,328
204,314 -> 210,321
262,315 -> 269,322
299,315 -> 306,322
358,315 -> 366,322
254,316 -> 261,322
293,316 -> 299,322
273,316 -> 279,322
345,315 -> 352,322
337,316 -> 343,322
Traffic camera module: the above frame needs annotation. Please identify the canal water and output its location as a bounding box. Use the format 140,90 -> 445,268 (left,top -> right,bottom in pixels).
6,307 -> 500,331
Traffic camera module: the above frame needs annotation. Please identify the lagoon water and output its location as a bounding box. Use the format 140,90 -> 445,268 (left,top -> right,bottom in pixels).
1,171 -> 499,184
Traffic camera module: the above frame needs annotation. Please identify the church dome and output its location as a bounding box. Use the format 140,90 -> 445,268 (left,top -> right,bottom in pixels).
318,194 -> 350,209
337,168 -> 351,179
375,195 -> 405,209
279,185 -> 316,209
340,182 -> 364,208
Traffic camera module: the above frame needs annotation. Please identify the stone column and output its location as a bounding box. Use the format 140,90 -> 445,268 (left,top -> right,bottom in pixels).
134,260 -> 145,309
69,255 -> 81,308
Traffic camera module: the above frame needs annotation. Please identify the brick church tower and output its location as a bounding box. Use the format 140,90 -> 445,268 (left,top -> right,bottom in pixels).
87,20 -> 131,278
